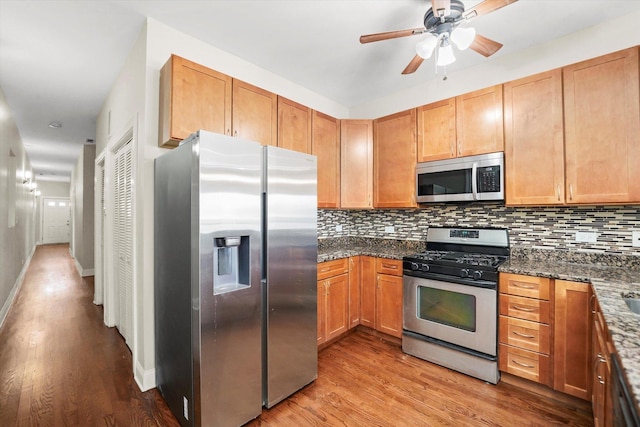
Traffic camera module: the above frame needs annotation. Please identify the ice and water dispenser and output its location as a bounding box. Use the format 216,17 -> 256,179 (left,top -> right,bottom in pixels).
213,236 -> 250,295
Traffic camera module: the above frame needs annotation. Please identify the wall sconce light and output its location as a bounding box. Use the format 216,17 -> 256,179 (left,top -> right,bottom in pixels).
29,182 -> 37,192
23,170 -> 32,184
35,190 -> 42,197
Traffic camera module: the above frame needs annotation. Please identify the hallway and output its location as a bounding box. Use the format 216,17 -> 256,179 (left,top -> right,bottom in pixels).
0,244 -> 177,425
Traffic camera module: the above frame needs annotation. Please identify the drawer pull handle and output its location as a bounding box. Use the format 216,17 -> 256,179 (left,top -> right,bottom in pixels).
321,268 -> 330,272
597,375 -> 605,385
512,331 -> 535,339
512,359 -> 535,369
512,283 -> 535,289
512,305 -> 536,312
384,264 -> 397,269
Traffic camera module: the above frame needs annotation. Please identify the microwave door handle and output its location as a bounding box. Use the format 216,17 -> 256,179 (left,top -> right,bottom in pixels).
471,162 -> 478,200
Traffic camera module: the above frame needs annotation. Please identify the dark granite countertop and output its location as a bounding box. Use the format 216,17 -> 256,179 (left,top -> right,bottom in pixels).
317,237 -> 423,263
500,250 -> 640,413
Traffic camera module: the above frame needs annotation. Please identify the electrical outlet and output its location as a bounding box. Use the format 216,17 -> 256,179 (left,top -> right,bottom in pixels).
575,231 -> 597,243
385,226 -> 395,233
335,225 -> 343,232
632,231 -> 640,248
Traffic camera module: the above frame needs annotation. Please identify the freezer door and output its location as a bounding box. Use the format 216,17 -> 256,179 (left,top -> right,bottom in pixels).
263,146 -> 318,408
197,132 -> 263,426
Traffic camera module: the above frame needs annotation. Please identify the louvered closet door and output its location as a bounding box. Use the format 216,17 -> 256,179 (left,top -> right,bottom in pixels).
114,140 -> 134,347
95,161 -> 105,306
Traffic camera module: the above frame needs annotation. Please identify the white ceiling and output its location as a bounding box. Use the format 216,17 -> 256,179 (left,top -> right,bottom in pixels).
1,0 -> 640,182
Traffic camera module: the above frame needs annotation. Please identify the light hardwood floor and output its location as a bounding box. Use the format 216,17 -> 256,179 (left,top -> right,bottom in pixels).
0,244 -> 593,426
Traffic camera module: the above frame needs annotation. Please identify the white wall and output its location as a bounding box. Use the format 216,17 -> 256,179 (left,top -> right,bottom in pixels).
0,86 -> 37,327
70,144 -> 95,276
351,8 -> 640,118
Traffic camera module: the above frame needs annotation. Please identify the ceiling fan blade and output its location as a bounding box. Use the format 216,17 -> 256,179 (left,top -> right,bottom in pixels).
463,0 -> 518,20
360,28 -> 426,44
431,0 -> 451,17
469,34 -> 503,57
402,55 -> 425,75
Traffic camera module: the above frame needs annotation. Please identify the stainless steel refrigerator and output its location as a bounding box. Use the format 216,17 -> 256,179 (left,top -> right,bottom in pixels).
154,130 -> 317,427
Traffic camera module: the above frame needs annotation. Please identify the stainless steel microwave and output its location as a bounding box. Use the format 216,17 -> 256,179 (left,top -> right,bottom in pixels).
416,152 -> 504,203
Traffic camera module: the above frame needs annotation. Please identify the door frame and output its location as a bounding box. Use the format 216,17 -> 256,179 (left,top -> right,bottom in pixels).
94,153 -> 106,306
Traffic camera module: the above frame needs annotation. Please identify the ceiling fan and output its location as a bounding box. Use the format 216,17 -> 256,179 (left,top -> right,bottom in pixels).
360,0 -> 518,74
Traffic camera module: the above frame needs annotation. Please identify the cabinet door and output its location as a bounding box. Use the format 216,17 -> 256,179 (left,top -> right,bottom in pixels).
563,47 -> 640,204
359,256 -> 376,328
317,280 -> 326,345
417,98 -> 456,162
232,79 -> 278,146
456,85 -> 504,157
554,280 -> 591,400
159,55 -> 232,147
376,274 -> 403,338
348,257 -> 361,329
373,109 -> 417,208
504,70 -> 565,205
312,111 -> 341,208
340,120 -> 373,208
592,309 -> 608,427
326,274 -> 349,341
277,97 -> 311,154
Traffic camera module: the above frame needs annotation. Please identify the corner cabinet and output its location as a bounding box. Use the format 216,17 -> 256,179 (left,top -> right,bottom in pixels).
504,69 -> 565,205
373,109 -> 417,208
159,54 -> 232,147
312,111 -> 341,208
416,85 -> 503,162
340,120 -> 373,209
277,96 -> 311,154
563,46 -> 640,204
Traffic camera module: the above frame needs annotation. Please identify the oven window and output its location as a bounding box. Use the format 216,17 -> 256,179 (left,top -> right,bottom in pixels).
417,286 -> 476,332
417,169 -> 472,195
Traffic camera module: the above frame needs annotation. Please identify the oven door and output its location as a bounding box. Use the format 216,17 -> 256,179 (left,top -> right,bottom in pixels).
403,275 -> 497,356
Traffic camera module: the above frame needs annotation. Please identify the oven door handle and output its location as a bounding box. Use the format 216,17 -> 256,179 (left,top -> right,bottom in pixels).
471,162 -> 478,200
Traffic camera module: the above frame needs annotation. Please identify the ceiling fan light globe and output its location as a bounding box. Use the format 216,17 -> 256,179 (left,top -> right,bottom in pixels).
451,26 -> 476,50
437,43 -> 456,66
415,33 -> 438,59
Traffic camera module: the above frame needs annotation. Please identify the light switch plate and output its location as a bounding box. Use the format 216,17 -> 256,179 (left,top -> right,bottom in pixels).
632,231 -> 640,247
575,231 -> 597,243
385,226 -> 395,233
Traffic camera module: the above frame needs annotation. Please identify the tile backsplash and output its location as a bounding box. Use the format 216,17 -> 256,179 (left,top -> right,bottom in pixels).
318,203 -> 640,255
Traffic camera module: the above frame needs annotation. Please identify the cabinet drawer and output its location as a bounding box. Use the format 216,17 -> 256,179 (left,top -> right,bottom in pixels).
499,344 -> 551,385
318,258 -> 349,280
375,258 -> 402,276
499,294 -> 550,323
499,316 -> 551,354
500,273 -> 550,300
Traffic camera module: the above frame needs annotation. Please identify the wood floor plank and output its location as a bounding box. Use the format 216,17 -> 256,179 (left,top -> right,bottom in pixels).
1,244 -> 593,426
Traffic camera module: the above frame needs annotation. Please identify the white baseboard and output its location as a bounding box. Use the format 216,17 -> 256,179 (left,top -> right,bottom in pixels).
0,245 -> 36,329
135,360 -> 157,392
73,258 -> 95,277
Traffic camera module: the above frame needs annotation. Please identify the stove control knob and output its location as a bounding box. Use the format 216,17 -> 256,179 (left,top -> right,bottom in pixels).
460,269 -> 470,278
421,264 -> 430,272
472,270 -> 483,280
410,262 -> 419,271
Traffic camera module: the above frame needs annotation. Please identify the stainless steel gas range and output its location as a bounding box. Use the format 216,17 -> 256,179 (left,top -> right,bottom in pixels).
402,227 -> 509,384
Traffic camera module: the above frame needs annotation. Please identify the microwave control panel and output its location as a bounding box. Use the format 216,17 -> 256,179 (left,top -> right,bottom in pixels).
477,166 -> 501,193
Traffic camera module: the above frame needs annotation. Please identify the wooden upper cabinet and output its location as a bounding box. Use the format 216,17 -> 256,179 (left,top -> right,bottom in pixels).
159,54 -> 232,147
504,70 -> 565,205
456,85 -> 504,157
563,47 -> 640,204
277,96 -> 311,154
340,119 -> 373,209
417,98 -> 456,162
373,109 -> 417,208
312,111 -> 341,208
232,79 -> 277,146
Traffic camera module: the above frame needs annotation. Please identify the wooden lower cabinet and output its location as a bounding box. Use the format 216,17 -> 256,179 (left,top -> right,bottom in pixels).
375,273 -> 402,338
348,257 -> 360,329
317,259 -> 349,345
592,292 -> 614,427
554,280 -> 591,400
359,256 -> 376,328
499,273 -> 593,401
